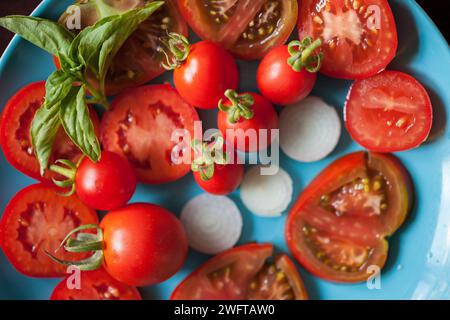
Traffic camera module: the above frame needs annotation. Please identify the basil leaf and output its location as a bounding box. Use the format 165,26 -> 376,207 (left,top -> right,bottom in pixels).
45,70 -> 74,109
30,103 -> 62,175
60,86 -> 101,162
0,16 -> 74,56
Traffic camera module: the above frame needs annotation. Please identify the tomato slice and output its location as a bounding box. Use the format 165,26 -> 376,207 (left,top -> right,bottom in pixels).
50,268 -> 141,300
344,70 -> 433,152
178,0 -> 298,60
298,0 -> 398,79
0,184 -> 98,277
101,84 -> 199,184
0,82 -> 100,182
171,243 -> 308,300
286,152 -> 412,282
59,0 -> 188,95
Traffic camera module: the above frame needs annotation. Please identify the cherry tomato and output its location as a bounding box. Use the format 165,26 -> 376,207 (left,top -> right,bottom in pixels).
58,0 -> 188,95
178,0 -> 298,60
345,70 -> 433,152
218,91 -> 279,152
298,0 -> 398,79
101,84 -> 199,184
171,40 -> 239,110
0,82 -> 100,183
286,152 -> 413,282
0,184 -> 98,277
171,243 -> 308,300
50,268 -> 142,300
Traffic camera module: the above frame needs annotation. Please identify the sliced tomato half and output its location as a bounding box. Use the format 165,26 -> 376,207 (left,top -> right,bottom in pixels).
101,84 -> 199,184
0,184 -> 98,278
298,0 -> 398,79
0,81 -> 100,182
178,0 -> 298,60
50,268 -> 142,300
286,152 -> 413,283
171,243 -> 308,300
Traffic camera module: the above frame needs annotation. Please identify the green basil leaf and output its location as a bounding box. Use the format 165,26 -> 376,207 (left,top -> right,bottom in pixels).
45,70 -> 74,109
0,16 -> 74,56
60,86 -> 101,162
30,102 -> 62,175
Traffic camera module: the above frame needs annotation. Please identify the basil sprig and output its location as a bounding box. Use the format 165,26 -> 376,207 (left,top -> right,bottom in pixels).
0,1 -> 164,174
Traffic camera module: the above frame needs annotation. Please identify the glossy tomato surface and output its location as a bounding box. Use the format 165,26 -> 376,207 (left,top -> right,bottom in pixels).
193,161 -> 244,196
0,184 -> 98,278
171,243 -> 308,300
344,70 -> 433,152
298,0 -> 398,79
178,0 -> 298,60
286,152 -> 413,282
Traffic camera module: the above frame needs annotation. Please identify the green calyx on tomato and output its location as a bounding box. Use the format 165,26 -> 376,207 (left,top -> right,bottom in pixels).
287,37 -> 323,73
218,90 -> 255,124
49,158 -> 84,196
191,136 -> 229,181
158,32 -> 191,70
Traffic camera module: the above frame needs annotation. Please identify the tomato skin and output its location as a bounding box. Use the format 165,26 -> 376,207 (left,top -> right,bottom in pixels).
257,45 -> 317,106
75,151 -> 137,211
194,161 -> 244,195
218,93 -> 279,153
101,203 -> 188,287
50,268 -> 142,300
174,41 -> 239,110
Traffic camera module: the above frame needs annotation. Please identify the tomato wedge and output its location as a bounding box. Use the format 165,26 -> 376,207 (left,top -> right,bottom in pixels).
59,0 -> 188,95
298,0 -> 398,79
171,243 -> 308,300
344,70 -> 433,152
101,84 -> 199,184
50,268 -> 142,300
178,0 -> 298,60
0,82 -> 100,182
286,152 -> 413,283
0,184 -> 98,277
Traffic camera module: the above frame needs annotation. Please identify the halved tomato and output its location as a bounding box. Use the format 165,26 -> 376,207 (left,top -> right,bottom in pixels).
0,81 -> 100,182
101,84 -> 199,184
0,184 -> 98,278
178,0 -> 298,60
298,0 -> 398,79
171,243 -> 308,300
344,70 -> 433,152
59,0 -> 188,95
50,268 -> 142,300
286,152 -> 413,283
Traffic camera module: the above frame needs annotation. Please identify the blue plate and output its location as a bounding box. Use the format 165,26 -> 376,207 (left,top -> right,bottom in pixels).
1,0 -> 449,300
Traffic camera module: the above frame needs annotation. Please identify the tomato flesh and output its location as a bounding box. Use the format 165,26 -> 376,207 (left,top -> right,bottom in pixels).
286,152 -> 412,282
298,0 -> 398,79
0,184 -> 98,277
178,0 -> 298,60
50,268 -> 142,300
171,243 -> 308,300
345,70 -> 433,152
101,84 -> 199,184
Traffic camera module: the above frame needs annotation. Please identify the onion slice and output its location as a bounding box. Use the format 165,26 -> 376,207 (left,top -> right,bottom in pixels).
180,194 -> 243,255
240,165 -> 293,218
280,96 -> 341,163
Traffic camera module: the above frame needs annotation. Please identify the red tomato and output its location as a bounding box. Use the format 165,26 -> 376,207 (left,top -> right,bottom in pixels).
286,152 -> 413,282
345,70 -> 433,152
171,243 -> 308,300
0,184 -> 98,277
73,151 -> 137,211
101,84 -> 199,184
173,41 -> 239,110
298,0 -> 398,79
100,203 -> 188,286
178,0 -> 298,60
218,91 -> 279,152
257,44 -> 318,106
0,81 -> 100,183
50,268 -> 142,300
58,0 -> 188,95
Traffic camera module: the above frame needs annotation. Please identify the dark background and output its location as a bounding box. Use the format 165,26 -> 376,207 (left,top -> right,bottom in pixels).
0,0 -> 448,54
